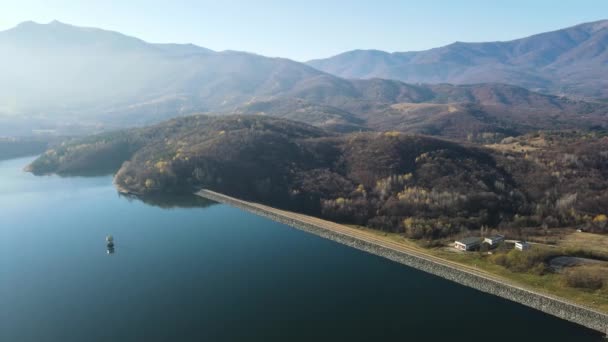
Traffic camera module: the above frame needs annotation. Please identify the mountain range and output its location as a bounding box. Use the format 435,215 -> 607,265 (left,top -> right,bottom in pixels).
308,20 -> 608,99
0,20 -> 607,139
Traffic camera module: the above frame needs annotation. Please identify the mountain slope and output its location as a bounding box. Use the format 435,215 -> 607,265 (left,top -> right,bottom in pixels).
307,20 -> 608,98
0,21 -> 331,124
242,81 -> 608,139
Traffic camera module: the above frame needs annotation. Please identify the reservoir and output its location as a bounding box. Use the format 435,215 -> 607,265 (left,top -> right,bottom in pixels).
0,156 -> 603,341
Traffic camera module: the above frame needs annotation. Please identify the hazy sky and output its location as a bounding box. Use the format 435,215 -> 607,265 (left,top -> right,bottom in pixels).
1,0 -> 607,61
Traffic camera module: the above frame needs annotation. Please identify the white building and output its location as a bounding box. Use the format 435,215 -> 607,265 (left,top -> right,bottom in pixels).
515,241 -> 530,251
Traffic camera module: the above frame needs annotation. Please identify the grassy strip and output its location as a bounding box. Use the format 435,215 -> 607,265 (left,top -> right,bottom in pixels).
348,225 -> 608,313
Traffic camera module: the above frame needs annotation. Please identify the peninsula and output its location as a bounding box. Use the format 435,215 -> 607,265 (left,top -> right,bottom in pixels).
27,114 -> 608,332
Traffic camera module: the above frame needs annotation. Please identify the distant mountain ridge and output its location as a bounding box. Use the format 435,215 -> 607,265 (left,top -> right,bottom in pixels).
2,20 -> 213,53
0,20 -> 607,139
307,20 -> 608,98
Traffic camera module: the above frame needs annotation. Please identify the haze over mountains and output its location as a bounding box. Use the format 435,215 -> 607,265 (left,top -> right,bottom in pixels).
0,19 -> 607,138
0,20 -> 328,130
308,20 -> 608,98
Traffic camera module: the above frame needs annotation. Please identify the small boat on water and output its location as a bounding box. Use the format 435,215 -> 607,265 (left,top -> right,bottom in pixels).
106,235 -> 115,254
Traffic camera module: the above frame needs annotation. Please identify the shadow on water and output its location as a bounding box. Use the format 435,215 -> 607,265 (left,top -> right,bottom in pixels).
41,170 -> 119,178
118,192 -> 218,210
25,164 -> 120,178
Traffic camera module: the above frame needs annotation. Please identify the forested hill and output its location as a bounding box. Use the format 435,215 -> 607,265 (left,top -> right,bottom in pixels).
232,81 -> 608,140
28,115 -> 608,239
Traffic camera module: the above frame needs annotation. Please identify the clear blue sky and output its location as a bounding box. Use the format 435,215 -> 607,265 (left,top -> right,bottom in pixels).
1,0 -> 606,61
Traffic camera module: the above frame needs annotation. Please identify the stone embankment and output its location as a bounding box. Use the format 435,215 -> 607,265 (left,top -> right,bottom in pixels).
197,189 -> 608,334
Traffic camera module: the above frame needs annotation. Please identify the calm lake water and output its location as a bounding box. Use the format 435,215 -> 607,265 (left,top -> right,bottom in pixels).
0,156 -> 603,341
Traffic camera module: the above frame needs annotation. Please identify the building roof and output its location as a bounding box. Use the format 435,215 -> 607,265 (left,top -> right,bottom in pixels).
485,235 -> 504,241
456,237 -> 480,245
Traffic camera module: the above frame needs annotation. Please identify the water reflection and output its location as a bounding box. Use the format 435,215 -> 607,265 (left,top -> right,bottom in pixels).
118,192 -> 217,209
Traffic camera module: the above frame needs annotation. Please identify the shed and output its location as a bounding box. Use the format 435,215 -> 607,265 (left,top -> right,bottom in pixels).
455,237 -> 481,251
483,235 -> 505,247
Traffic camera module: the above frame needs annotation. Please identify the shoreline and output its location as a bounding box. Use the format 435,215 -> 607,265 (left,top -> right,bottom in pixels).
197,189 -> 608,334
